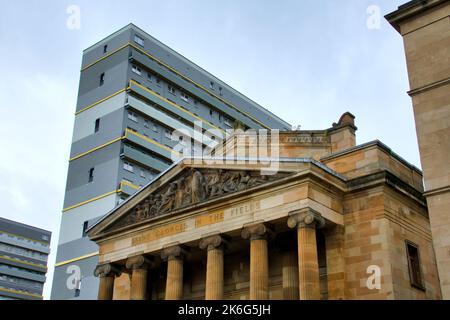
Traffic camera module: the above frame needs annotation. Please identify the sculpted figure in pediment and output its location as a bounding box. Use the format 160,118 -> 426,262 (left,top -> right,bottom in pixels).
159,182 -> 176,214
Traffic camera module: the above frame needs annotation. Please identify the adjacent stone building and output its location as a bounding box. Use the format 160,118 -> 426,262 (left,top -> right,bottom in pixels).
87,113 -> 442,299
386,0 -> 450,299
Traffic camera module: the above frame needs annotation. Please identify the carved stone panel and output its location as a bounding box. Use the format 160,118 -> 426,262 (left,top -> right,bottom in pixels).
106,168 -> 291,232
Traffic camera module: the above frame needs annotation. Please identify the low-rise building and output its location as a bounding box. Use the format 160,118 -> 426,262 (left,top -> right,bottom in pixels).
0,217 -> 51,300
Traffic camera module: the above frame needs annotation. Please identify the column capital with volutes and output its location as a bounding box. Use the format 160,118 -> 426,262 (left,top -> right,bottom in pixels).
287,208 -> 325,230
161,244 -> 187,261
94,263 -> 121,278
199,234 -> 228,251
125,255 -> 153,271
241,222 -> 273,241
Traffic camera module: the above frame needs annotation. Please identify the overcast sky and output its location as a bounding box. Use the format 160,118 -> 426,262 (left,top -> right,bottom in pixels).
0,0 -> 416,299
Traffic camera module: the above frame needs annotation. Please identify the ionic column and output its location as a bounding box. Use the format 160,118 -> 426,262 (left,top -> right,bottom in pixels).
242,223 -> 272,300
94,263 -> 121,300
126,255 -> 152,300
287,208 -> 325,300
162,245 -> 185,300
199,234 -> 227,300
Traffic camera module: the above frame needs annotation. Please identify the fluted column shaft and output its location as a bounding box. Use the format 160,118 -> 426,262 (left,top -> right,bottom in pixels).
94,263 -> 120,300
250,238 -> 269,299
98,276 -> 115,300
162,245 -> 185,300
242,223 -> 271,300
297,226 -> 320,299
126,255 -> 152,300
282,250 -> 299,300
166,258 -> 183,299
206,248 -> 224,299
130,268 -> 147,300
288,209 -> 325,300
200,235 -> 226,300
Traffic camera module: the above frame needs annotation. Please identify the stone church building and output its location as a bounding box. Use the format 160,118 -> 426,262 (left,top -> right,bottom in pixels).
87,0 -> 449,300
88,112 -> 441,300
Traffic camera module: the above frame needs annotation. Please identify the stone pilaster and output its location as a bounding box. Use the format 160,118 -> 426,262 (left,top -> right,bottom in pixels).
126,255 -> 152,300
161,245 -> 185,300
199,234 -> 227,300
288,208 -> 325,300
323,225 -> 345,300
242,223 -> 272,300
94,263 -> 121,300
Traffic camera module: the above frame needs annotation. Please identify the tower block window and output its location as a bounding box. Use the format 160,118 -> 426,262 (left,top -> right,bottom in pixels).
406,241 -> 425,290
132,65 -> 142,76
82,221 -> 89,237
134,35 -> 145,46
88,168 -> 94,183
123,161 -> 134,173
94,118 -> 100,133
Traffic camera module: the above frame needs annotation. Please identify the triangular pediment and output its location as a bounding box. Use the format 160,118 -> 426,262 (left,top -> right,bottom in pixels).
97,166 -> 293,236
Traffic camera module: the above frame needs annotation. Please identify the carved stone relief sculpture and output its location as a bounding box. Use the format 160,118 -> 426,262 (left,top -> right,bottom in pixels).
109,168 -> 290,230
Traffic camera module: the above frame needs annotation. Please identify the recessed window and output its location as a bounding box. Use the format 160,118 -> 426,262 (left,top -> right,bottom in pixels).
168,85 -> 176,95
99,73 -> 105,86
224,118 -> 232,127
210,81 -> 214,89
128,111 -> 138,122
156,78 -> 161,86
88,168 -> 94,183
219,86 -> 223,96
165,130 -> 172,139
94,118 -> 100,133
132,65 -> 142,76
152,124 -> 158,132
103,45 -> 108,54
140,170 -> 146,178
147,73 -> 152,82
181,92 -> 189,102
406,241 -> 424,290
123,161 -> 134,173
144,120 -> 149,128
82,221 -> 89,237
134,35 -> 144,46
210,109 -> 213,117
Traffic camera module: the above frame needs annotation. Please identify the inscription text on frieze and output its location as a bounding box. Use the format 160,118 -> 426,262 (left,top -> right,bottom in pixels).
228,201 -> 261,218
195,211 -> 224,228
283,134 -> 328,144
132,222 -> 187,246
